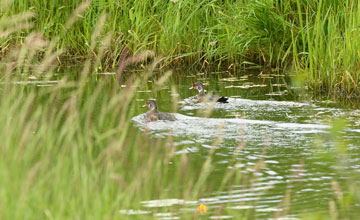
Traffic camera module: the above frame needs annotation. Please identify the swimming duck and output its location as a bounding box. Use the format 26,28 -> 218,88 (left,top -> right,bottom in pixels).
142,100 -> 176,122
189,82 -> 228,103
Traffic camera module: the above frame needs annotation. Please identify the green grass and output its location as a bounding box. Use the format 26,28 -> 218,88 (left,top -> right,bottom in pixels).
0,0 -> 300,67
3,0 -> 360,96
290,0 -> 360,96
1,2 -> 360,218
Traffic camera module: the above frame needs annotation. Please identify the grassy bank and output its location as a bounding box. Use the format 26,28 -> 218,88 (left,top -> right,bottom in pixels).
3,0 -> 360,96
3,0 -> 292,66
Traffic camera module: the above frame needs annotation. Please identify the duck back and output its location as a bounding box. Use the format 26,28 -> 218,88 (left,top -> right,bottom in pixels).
158,112 -> 176,121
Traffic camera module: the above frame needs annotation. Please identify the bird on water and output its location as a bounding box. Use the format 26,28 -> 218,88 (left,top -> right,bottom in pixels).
142,100 -> 176,122
189,82 -> 228,103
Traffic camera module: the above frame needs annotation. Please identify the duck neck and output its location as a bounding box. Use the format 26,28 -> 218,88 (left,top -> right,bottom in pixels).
198,89 -> 205,96
149,106 -> 158,113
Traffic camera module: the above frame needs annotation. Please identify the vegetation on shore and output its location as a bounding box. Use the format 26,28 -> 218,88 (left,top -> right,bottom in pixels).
2,0 -> 360,96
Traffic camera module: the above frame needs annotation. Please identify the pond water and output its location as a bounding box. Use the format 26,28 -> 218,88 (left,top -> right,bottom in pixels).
128,69 -> 360,219
17,67 -> 360,218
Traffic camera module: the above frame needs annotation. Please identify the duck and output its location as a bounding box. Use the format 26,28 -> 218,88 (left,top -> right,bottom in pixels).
142,99 -> 176,122
189,82 -> 228,103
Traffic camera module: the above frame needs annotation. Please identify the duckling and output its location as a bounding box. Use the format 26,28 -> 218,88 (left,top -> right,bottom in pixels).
189,82 -> 228,103
142,100 -> 176,122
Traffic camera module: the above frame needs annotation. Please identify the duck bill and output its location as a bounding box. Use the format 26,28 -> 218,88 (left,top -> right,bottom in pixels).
189,86 -> 194,90
142,103 -> 147,108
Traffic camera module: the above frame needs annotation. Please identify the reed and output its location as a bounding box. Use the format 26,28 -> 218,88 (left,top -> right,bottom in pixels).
4,0 -> 360,95
292,0 -> 360,96
2,0 -> 294,66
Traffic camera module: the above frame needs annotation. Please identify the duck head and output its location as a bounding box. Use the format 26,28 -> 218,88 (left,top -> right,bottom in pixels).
142,100 -> 158,110
189,82 -> 204,93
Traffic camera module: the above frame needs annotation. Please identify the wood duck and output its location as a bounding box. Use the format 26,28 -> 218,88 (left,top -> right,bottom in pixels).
189,82 -> 228,103
142,100 -> 176,122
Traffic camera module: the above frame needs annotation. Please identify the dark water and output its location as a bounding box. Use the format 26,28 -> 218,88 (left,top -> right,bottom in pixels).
128,69 -> 360,219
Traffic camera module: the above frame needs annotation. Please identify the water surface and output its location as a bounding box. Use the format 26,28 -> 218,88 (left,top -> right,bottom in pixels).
129,69 -> 360,219
17,68 -> 360,219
